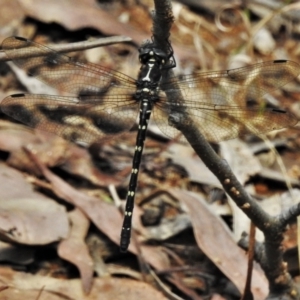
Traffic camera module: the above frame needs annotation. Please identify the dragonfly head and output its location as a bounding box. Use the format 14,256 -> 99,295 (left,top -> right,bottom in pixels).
138,44 -> 169,68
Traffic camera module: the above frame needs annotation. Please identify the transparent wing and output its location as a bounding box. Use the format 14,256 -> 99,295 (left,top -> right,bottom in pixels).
1,36 -> 139,144
155,60 -> 299,143
1,94 -> 139,145
154,101 -> 297,143
1,36 -> 136,96
161,60 -> 299,106
2,37 -> 299,145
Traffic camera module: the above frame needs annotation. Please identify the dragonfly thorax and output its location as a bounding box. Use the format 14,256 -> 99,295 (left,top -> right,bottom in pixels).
138,44 -> 167,81
137,54 -> 165,83
135,45 -> 166,103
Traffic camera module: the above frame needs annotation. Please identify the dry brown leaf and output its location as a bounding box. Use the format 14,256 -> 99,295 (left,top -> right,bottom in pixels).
219,139 -> 261,184
30,153 -> 171,271
0,121 -> 119,185
61,142 -> 121,186
219,139 -> 263,241
40,164 -> 125,248
58,209 -> 94,294
0,120 -> 39,153
0,0 -> 25,38
0,163 -> 68,245
18,0 -> 147,43
0,267 -> 168,300
166,143 -> 221,187
11,0 -> 197,62
169,189 -> 268,298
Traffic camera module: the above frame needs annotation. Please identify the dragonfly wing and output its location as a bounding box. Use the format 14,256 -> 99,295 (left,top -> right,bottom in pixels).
154,98 -> 298,144
2,36 -> 136,96
161,60 -> 300,107
155,60 -> 299,143
152,103 -> 185,143
1,94 -> 139,145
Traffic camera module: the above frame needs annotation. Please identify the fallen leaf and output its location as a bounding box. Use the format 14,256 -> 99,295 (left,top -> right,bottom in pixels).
0,267 -> 168,300
29,152 -> 171,271
18,0 -> 146,43
219,139 -> 261,184
220,139 -> 263,241
166,143 -> 221,187
169,189 -> 268,298
58,209 -> 94,294
0,121 -> 119,186
0,0 -> 25,38
16,0 -> 197,62
0,163 -> 69,245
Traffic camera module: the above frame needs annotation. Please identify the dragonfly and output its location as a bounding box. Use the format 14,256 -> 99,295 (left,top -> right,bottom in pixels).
1,36 -> 299,252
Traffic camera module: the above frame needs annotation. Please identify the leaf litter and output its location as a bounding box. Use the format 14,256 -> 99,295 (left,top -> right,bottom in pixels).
0,0 -> 300,299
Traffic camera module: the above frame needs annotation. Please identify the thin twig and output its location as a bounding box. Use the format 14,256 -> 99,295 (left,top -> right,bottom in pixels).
156,2 -> 300,298
0,36 -> 132,61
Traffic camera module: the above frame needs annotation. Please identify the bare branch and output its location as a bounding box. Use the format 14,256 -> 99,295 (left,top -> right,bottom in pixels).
0,36 -> 132,61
